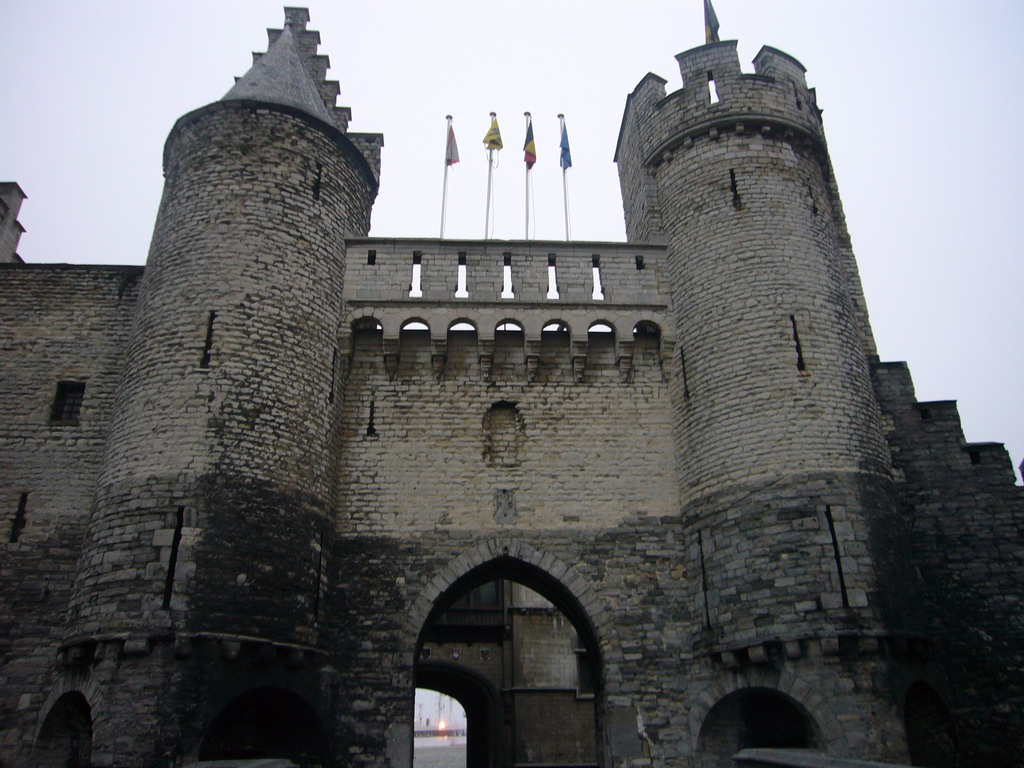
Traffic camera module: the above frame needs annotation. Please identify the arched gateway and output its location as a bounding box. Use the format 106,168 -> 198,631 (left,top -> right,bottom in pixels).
5,8 -> 1021,768
414,555 -> 604,768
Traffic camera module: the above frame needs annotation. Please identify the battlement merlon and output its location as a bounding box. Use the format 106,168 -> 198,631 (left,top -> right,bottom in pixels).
348,133 -> 384,184
615,41 -> 825,172
0,182 -> 28,263
615,39 -> 878,355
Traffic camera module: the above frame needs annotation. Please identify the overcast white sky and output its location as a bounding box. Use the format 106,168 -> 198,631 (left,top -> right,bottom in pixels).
1,0 -> 1021,481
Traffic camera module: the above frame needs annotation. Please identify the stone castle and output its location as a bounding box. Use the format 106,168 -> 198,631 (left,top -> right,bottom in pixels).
1,8 -> 1021,768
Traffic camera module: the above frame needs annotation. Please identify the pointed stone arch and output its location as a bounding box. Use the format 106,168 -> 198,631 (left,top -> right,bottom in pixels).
406,537 -> 610,654
33,691 -> 93,768
409,538 -> 610,768
35,675 -> 105,745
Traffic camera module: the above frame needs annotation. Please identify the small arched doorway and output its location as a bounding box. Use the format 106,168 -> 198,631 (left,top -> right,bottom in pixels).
904,681 -> 957,767
199,686 -> 330,768
416,556 -> 602,768
694,687 -> 821,767
34,691 -> 92,768
416,662 -> 500,768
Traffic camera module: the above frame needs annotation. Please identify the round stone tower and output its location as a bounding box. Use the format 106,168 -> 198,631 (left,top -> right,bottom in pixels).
68,17 -> 378,655
616,40 -> 919,761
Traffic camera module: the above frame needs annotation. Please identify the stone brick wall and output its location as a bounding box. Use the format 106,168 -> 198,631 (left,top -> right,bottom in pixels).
0,263 -> 140,762
511,609 -> 578,688
344,238 -> 668,317
871,361 -> 1024,765
513,689 -> 594,764
335,343 -> 678,537
2,11 -> 1021,768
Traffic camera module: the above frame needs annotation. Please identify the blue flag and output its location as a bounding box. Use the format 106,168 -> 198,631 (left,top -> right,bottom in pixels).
559,123 -> 572,170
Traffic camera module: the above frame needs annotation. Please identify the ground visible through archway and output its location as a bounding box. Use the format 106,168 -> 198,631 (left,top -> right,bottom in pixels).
414,689 -> 466,768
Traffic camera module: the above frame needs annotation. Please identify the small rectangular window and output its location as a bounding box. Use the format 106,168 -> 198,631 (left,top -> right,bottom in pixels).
456,252 -> 468,298
50,381 -> 86,423
501,252 -> 514,299
547,253 -> 559,299
591,255 -> 604,300
410,251 -> 423,298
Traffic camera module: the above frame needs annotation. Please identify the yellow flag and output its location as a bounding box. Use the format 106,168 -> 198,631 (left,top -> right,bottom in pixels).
483,115 -> 503,150
704,0 -> 720,44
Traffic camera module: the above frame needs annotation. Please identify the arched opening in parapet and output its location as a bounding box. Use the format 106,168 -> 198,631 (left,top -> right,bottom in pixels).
447,320 -> 479,378
415,557 -> 601,768
33,691 -> 92,768
415,667 -> 493,768
493,320 -> 525,381
351,317 -> 383,369
904,681 -> 958,768
399,319 -> 431,379
632,321 -> 662,369
199,686 -> 330,768
586,321 -> 617,380
694,687 -> 821,767
540,321 -> 571,382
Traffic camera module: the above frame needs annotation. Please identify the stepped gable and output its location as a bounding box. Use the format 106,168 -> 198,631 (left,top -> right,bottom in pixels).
254,7 -> 352,132
223,9 -> 383,180
222,22 -> 332,123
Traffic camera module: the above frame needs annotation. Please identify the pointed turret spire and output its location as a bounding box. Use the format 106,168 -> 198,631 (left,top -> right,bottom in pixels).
222,23 -> 332,123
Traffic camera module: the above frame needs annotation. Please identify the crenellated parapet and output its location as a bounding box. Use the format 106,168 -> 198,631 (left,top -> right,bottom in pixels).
344,238 -> 669,306
869,360 -> 1024,761
342,238 -> 674,384
616,41 -> 824,178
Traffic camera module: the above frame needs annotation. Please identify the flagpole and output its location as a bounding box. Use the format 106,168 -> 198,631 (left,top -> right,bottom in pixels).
524,112 -> 531,240
562,167 -> 570,241
559,114 -> 570,241
440,115 -> 452,239
485,148 -> 494,239
484,112 -> 496,240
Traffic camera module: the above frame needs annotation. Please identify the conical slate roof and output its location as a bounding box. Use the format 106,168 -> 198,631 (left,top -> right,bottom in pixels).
222,24 -> 332,123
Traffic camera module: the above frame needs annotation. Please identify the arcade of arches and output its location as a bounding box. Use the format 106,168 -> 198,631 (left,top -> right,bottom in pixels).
28,569 -> 961,768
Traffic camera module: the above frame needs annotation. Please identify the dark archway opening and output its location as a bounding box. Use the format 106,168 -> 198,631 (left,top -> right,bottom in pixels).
416,556 -> 602,768
416,663 -> 498,768
199,686 -> 331,768
904,681 -> 958,767
34,691 -> 93,768
695,688 -> 820,768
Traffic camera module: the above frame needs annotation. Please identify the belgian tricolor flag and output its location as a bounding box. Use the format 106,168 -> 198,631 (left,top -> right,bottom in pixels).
523,119 -> 537,169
